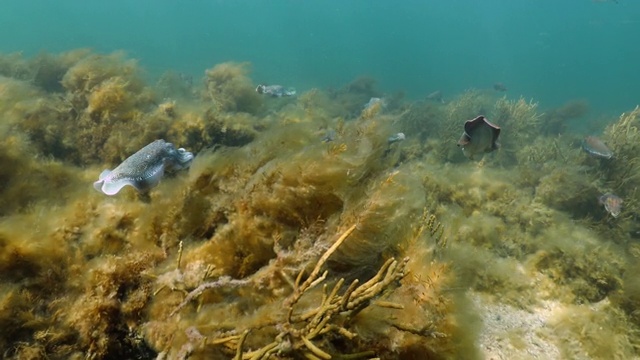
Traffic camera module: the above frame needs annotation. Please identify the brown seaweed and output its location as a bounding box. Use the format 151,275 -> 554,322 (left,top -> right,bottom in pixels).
0,50 -> 639,360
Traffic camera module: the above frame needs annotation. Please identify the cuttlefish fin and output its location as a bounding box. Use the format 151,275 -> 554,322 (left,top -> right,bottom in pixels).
100,179 -> 136,196
93,169 -> 113,193
93,163 -> 166,196
465,115 -> 501,148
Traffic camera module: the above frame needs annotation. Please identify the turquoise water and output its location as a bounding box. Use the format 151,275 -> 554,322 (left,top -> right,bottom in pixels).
2,0 -> 638,115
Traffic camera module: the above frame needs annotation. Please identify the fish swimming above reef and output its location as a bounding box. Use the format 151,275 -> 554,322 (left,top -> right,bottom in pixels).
457,115 -> 501,160
426,90 -> 444,103
493,83 -> 508,92
255,84 -> 296,97
582,136 -> 613,159
93,139 -> 194,195
599,193 -> 623,218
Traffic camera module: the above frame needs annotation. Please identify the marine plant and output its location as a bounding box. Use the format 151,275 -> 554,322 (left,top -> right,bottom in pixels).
203,62 -> 263,114
491,96 -> 542,166
541,99 -> 590,135
434,89 -> 495,163
2,49 -> 640,360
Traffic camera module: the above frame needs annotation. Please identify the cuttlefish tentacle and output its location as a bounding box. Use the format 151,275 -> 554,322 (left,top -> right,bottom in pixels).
93,139 -> 194,196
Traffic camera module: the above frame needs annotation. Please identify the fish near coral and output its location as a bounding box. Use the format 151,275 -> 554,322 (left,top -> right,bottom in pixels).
93,139 -> 194,195
457,115 -> 501,160
599,193 -> 623,218
255,84 -> 296,97
582,136 -> 613,159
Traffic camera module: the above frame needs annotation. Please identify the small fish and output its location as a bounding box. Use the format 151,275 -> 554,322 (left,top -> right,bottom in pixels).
364,97 -> 386,110
599,193 -> 623,217
93,139 -> 194,195
457,115 -> 501,160
383,133 -> 406,157
493,83 -> 508,92
388,132 -> 406,144
255,84 -> 296,97
582,136 -> 613,159
426,90 -> 444,103
322,129 -> 337,143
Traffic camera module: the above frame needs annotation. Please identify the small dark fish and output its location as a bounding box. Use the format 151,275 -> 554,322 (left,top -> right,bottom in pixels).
256,84 -> 296,97
493,83 -> 507,92
582,136 -> 613,159
599,193 -> 623,217
426,90 -> 444,103
457,115 -> 501,160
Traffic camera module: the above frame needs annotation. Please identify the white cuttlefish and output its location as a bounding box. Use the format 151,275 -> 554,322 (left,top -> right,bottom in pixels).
93,139 -> 194,196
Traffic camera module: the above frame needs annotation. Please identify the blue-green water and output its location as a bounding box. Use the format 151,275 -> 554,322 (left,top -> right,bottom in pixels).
2,0 -> 638,116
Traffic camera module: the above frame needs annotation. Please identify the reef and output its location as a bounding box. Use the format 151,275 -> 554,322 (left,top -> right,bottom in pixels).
0,50 -> 640,360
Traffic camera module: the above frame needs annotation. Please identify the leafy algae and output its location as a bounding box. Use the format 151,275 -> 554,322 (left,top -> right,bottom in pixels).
0,50 -> 639,360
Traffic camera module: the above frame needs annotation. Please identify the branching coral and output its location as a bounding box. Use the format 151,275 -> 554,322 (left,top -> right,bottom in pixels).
156,224 -> 410,360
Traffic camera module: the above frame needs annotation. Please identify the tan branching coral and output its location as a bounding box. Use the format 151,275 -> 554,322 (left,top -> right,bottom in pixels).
163,224 -> 410,360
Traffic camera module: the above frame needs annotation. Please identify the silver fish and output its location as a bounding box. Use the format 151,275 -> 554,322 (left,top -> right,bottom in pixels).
426,90 -> 444,103
364,97 -> 386,110
388,132 -> 406,144
457,115 -> 501,160
255,84 -> 296,97
582,136 -> 613,159
599,193 -> 623,218
93,139 -> 193,195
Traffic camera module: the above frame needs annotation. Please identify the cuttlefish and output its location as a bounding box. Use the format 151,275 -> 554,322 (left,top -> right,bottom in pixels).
457,115 -> 501,160
93,139 -> 194,195
582,136 -> 613,159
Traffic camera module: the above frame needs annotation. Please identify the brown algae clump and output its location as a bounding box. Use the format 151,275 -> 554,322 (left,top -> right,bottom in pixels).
1,49 -> 640,359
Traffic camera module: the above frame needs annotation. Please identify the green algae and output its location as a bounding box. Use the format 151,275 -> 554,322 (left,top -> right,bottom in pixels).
0,50 -> 639,359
